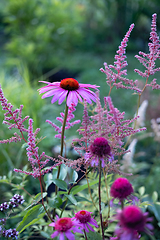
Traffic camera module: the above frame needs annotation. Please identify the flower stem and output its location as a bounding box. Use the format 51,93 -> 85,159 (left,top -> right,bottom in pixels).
98,160 -> 105,240
84,229 -> 88,240
56,102 -> 69,192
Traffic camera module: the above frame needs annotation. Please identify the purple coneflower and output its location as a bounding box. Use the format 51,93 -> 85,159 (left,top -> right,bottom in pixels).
112,205 -> 153,240
85,137 -> 113,167
73,210 -> 98,233
110,177 -> 134,201
38,78 -> 99,107
49,216 -> 82,240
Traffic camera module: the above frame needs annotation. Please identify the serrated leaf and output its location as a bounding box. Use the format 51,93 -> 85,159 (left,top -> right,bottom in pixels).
17,205 -> 45,233
53,179 -> 68,190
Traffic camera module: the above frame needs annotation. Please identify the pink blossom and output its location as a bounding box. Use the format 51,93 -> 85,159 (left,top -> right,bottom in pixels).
110,177 -> 134,201
38,78 -> 99,107
49,216 -> 82,240
112,206 -> 153,240
85,137 -> 113,168
73,210 -> 98,232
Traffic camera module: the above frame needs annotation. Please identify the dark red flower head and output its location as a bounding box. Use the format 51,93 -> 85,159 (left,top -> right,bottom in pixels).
110,177 -> 133,200
90,137 -> 111,157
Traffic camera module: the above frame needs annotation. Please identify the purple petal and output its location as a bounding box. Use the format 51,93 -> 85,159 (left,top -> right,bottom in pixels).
67,91 -> 78,106
89,218 -> 99,228
86,223 -> 95,232
50,231 -> 59,238
65,230 -> 75,240
59,232 -> 65,240
58,91 -> 68,104
49,222 -> 55,227
51,90 -> 67,104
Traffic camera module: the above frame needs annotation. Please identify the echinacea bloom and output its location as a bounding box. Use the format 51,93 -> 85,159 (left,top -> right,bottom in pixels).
112,205 -> 153,240
110,177 -> 134,201
38,78 -> 99,107
85,137 -> 113,168
73,210 -> 98,232
49,216 -> 82,240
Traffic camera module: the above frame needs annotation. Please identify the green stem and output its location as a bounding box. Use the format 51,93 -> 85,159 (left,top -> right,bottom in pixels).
56,103 -> 69,192
98,160 -> 105,240
84,229 -> 88,240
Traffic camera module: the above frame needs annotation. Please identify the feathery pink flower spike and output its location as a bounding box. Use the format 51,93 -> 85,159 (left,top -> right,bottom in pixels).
14,118 -> 61,178
135,13 -> 160,91
38,78 -> 99,107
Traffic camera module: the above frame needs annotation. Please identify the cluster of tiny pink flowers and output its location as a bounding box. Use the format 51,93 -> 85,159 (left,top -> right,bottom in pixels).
67,96 -> 145,171
100,24 -> 140,92
135,13 -> 160,89
14,118 -> 61,178
0,85 -> 29,143
46,102 -> 80,139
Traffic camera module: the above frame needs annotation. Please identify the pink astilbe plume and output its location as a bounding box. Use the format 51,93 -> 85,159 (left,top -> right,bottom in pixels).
62,96 -> 145,172
135,13 -> 160,91
46,102 -> 80,139
0,85 -> 29,143
100,24 -> 140,93
14,118 -> 61,178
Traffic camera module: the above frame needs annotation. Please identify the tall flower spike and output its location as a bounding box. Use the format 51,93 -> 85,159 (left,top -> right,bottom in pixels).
135,13 -> 160,91
46,102 -> 80,139
100,24 -> 140,93
0,85 -> 29,143
63,95 -> 145,173
38,78 -> 99,107
14,118 -> 61,178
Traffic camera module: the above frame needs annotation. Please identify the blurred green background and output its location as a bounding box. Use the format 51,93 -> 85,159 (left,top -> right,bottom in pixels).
0,0 -> 160,238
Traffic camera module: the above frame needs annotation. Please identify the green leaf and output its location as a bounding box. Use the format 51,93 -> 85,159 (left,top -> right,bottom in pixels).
49,196 -> 63,208
53,179 -> 68,190
65,194 -> 78,205
44,173 -> 53,189
25,192 -> 47,210
138,186 -> 145,196
75,196 -> 92,203
152,191 -> 158,202
17,205 -> 45,233
52,164 -> 67,180
71,177 -> 104,195
86,231 -> 102,240
68,168 -> 78,183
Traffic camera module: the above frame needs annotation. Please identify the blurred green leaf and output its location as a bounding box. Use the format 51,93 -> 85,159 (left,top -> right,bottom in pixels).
53,179 -> 68,190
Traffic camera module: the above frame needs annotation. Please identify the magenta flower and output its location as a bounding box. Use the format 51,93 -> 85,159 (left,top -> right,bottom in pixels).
85,137 -> 113,168
49,216 -> 82,240
110,177 -> 134,201
38,78 -> 99,107
112,206 -> 153,240
73,210 -> 98,232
